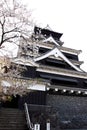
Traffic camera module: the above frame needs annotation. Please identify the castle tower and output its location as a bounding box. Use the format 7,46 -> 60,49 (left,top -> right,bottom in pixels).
12,26 -> 87,129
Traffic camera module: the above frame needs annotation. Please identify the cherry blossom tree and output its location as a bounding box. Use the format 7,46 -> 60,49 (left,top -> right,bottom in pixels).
0,0 -> 33,48
0,0 -> 33,100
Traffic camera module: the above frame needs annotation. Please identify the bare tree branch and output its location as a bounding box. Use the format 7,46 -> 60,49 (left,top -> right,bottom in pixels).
4,27 -> 18,35
2,35 -> 19,44
0,16 -> 6,46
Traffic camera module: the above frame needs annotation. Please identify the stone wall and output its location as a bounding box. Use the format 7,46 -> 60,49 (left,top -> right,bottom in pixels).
46,94 -> 87,129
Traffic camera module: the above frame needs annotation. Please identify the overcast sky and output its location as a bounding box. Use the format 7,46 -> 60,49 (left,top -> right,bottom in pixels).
1,0 -> 87,72
21,0 -> 87,72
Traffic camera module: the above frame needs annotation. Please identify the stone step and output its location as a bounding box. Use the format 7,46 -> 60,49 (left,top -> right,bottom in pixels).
0,109 -> 24,113
61,129 -> 87,130
0,128 -> 28,130
0,108 -> 28,130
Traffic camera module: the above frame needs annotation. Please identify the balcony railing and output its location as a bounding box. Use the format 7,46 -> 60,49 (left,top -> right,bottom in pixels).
36,65 -> 87,79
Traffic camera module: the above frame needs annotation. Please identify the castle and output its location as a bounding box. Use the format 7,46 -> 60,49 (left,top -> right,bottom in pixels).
1,26 -> 87,129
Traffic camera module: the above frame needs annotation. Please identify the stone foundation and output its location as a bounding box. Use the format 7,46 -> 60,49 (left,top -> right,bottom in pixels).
46,94 -> 87,129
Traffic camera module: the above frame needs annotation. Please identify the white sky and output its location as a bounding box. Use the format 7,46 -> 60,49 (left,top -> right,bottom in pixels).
1,0 -> 87,72
21,0 -> 87,72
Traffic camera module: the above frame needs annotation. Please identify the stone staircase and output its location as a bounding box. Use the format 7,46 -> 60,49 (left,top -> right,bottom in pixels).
0,108 -> 28,130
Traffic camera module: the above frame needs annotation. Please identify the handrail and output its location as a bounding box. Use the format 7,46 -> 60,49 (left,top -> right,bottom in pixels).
0,102 -> 2,109
24,103 -> 34,130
